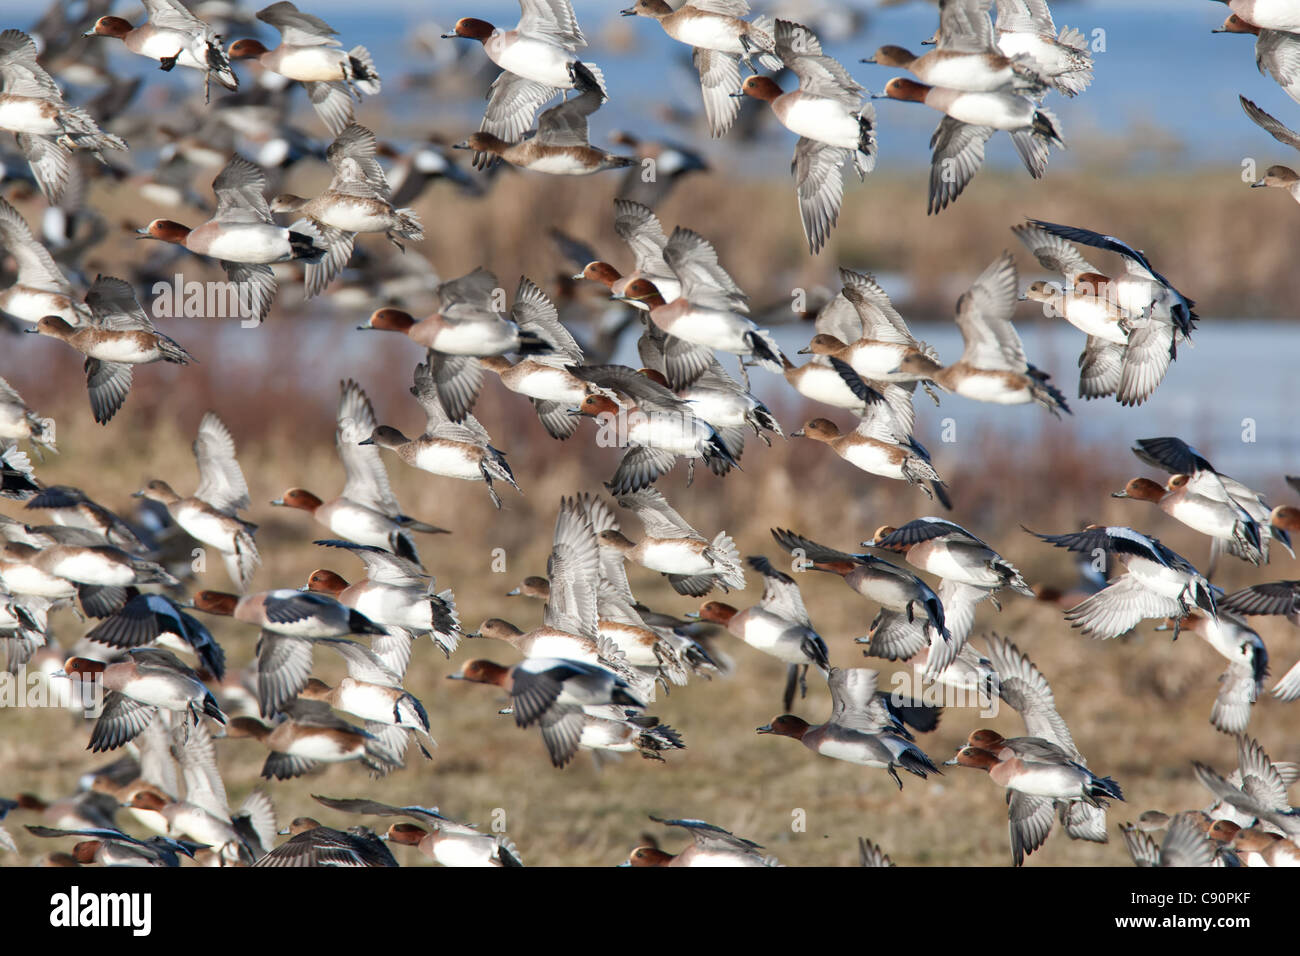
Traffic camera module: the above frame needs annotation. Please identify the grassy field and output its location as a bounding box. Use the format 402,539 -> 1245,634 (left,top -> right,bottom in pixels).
2,377 -> 1296,867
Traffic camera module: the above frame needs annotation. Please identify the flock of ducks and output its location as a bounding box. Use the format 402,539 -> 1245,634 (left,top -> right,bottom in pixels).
0,0 -> 1297,868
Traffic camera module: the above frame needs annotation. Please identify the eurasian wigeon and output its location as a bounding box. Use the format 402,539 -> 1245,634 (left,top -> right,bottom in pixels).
296,644 -> 433,772
467,498 -> 655,696
272,379 -> 449,563
0,376 -> 54,454
64,648 -> 226,752
311,794 -> 523,867
1215,14 -> 1300,105
863,38 -> 1042,94
604,487 -> 745,596
740,20 -> 876,253
220,697 -> 400,779
85,0 -> 239,97
625,815 -> 779,867
876,76 -> 1063,213
1193,742 -> 1300,839
360,353 -> 521,509
25,485 -> 145,552
758,667 -> 942,789
981,634 -> 1117,852
771,527 -> 948,651
638,329 -> 780,455
1114,475 -> 1264,569
791,366 -> 947,505
124,722 -> 274,863
309,538 -> 461,658
443,0 -> 606,166
1217,0 -> 1300,33
0,196 -> 90,328
568,363 -> 740,493
24,823 -> 200,867
393,277 -> 586,429
135,411 -> 260,592
252,816 -> 397,867
1022,219 -> 1196,337
30,276 -> 193,424
86,591 -> 226,680
1027,525 -> 1217,640
456,72 -> 632,176
947,742 -> 1123,859
1164,611 -> 1268,734
449,657 -> 646,768
1013,221 -> 1182,407
270,124 -> 422,297
135,156 -> 327,325
892,251 -> 1071,415
0,30 -> 127,202
360,268 -> 547,359
620,0 -> 780,137
1120,812 -> 1228,867
228,1 -> 380,134
1129,436 -> 1291,561
694,555 -> 828,710
798,268 -> 939,392
615,229 -> 785,384
992,0 -> 1093,96
871,517 -> 1033,645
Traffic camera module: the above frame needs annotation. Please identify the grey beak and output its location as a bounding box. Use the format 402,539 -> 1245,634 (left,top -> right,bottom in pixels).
357,438 -> 375,446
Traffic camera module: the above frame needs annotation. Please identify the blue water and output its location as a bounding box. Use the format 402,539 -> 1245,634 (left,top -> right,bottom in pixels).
14,0 -> 1297,170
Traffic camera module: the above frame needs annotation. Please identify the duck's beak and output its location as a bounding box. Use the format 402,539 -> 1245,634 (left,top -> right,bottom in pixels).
1250,180 -> 1267,188
451,141 -> 471,151
620,6 -> 637,15
796,346 -> 811,354
755,724 -> 774,734
571,272 -> 585,280
445,673 -> 465,680
505,586 -> 521,596
790,428 -> 805,438
1111,490 -> 1130,498
357,438 -> 375,446
942,755 -> 961,766
269,498 -> 285,506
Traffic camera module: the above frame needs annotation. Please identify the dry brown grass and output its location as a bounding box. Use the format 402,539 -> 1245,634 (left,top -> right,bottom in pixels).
2,378 -> 1297,867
